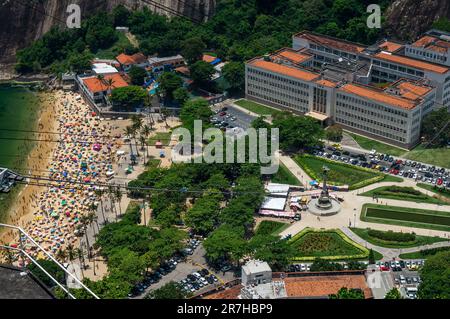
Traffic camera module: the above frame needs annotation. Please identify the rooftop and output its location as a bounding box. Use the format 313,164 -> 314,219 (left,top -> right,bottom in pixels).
294,31 -> 366,54
92,63 -> 118,75
0,265 -> 54,299
281,274 -> 373,299
148,54 -> 184,64
249,59 -> 320,82
377,40 -> 404,53
116,52 -> 147,65
411,35 -> 450,54
374,52 -> 449,74
339,83 -> 418,110
387,79 -> 434,101
271,48 -> 312,65
81,73 -> 129,94
242,260 -> 272,275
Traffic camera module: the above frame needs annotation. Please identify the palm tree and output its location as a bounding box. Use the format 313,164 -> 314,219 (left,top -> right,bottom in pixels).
124,125 -> 135,156
104,78 -> 115,95
114,188 -> 123,217
94,189 -> 107,225
141,125 -> 151,163
66,244 -> 76,266
75,248 -> 85,279
55,248 -> 67,264
131,114 -> 144,132
139,135 -> 147,164
79,215 -> 91,259
108,185 -> 118,222
161,108 -> 170,128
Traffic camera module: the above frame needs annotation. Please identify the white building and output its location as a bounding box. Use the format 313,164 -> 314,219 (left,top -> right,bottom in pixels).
241,260 -> 272,286
92,63 -> 119,75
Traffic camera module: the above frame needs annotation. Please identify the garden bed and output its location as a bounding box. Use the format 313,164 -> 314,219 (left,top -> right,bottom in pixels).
361,204 -> 450,231
350,228 -> 447,248
359,186 -> 448,205
294,154 -> 392,189
289,228 -> 369,261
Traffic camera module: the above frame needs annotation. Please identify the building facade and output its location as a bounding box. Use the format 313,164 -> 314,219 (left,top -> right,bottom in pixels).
245,31 -> 447,149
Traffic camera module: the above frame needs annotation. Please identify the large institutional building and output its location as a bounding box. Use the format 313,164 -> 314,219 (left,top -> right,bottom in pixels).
245,29 -> 450,149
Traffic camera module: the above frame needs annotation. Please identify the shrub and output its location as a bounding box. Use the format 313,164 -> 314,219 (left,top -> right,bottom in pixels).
367,229 -> 416,243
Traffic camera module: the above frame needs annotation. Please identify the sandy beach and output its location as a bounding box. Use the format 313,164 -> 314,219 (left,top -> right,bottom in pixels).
1,90 -> 119,264
1,91 -> 59,243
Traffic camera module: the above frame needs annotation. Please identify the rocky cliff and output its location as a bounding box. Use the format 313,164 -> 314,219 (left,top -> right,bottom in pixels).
0,0 -> 215,64
385,0 -> 450,41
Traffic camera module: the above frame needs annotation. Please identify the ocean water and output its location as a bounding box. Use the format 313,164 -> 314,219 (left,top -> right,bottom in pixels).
0,85 -> 40,221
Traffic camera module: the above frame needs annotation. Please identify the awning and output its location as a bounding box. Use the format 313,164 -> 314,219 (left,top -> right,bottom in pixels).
306,112 -> 329,122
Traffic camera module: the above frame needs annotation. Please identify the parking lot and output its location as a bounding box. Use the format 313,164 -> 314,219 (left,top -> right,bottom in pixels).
132,238 -> 236,298
208,102 -> 449,189
375,259 -> 424,299
312,146 -> 450,188
210,104 -> 256,131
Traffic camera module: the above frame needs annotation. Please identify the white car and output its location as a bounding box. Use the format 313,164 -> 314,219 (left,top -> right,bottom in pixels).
306,265 -> 311,271
300,264 -> 306,271
193,272 -> 202,279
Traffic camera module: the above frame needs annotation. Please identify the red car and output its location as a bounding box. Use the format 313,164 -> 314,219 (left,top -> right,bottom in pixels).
380,266 -> 389,271
437,178 -> 443,185
219,112 -> 226,116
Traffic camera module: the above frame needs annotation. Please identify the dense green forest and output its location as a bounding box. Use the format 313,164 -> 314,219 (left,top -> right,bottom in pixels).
16,0 -> 392,74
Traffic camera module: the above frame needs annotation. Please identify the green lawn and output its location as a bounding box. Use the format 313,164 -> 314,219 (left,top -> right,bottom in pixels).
361,203 -> 450,231
270,163 -> 302,186
255,220 -> 290,236
95,32 -> 132,60
417,183 -> 450,202
347,132 -> 406,156
403,144 -> 450,169
294,155 -> 381,188
350,228 -> 447,248
148,132 -> 172,146
235,99 -> 280,116
399,246 -> 450,259
289,228 -> 369,261
145,157 -> 161,169
359,185 -> 449,205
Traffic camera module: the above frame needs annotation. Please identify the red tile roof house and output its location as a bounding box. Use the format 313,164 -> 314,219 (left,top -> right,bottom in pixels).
116,52 -> 149,72
78,73 -> 129,106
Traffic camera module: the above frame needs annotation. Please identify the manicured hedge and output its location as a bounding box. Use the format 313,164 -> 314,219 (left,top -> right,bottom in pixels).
367,229 -> 415,242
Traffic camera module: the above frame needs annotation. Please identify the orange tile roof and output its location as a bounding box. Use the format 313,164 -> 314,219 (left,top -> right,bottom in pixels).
82,74 -> 129,94
392,81 -> 433,101
374,52 -> 449,74
281,275 -> 372,298
273,49 -> 312,64
250,60 -> 320,82
378,40 -> 404,53
412,35 -> 436,48
202,285 -> 242,299
202,54 -> 216,63
116,52 -> 147,65
427,45 -> 448,53
339,83 -> 417,110
295,31 -> 366,54
315,79 -> 337,88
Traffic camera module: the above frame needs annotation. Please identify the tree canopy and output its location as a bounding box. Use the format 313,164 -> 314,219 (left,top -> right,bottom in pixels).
418,251 -> 450,299
129,65 -> 147,85
110,86 -> 147,111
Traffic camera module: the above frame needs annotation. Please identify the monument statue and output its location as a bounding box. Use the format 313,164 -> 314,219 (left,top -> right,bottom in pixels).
307,165 -> 341,216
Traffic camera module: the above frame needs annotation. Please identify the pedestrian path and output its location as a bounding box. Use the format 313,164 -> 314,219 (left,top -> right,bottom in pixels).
340,227 -> 450,260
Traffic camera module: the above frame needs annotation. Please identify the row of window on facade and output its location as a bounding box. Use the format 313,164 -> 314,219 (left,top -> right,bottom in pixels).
335,117 -> 407,143
406,47 -> 447,62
